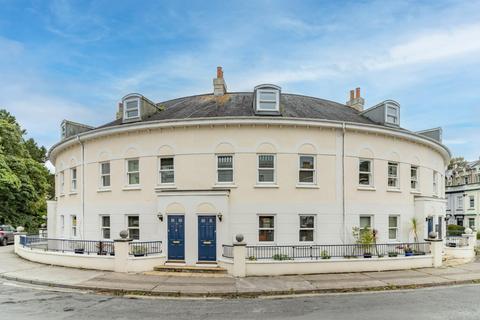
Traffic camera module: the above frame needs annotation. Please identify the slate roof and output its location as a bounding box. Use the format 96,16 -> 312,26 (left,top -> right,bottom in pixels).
99,92 -> 381,129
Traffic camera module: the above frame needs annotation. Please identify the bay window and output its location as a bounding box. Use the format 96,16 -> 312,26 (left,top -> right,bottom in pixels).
388,162 -> 399,188
299,215 -> 315,242
359,159 -> 373,186
159,157 -> 174,184
126,159 -> 140,185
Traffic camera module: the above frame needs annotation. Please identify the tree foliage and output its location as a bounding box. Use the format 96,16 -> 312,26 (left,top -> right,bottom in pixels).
0,109 -> 51,230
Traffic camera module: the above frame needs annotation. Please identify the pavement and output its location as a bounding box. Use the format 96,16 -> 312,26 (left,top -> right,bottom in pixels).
2,246 -> 480,298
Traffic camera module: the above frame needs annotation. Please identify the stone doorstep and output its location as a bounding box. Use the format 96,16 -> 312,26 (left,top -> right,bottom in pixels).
154,265 -> 227,274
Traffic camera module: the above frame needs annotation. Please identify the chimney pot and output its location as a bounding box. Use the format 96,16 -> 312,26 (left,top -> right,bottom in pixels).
213,66 -> 227,96
346,87 -> 365,112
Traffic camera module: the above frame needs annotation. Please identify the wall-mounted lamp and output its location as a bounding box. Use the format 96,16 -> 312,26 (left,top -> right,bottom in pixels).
217,212 -> 223,222
157,213 -> 164,222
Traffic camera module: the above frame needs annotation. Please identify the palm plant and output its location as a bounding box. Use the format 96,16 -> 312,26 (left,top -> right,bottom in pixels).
410,217 -> 420,253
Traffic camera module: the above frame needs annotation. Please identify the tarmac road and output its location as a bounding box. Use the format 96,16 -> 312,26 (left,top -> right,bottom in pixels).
0,280 -> 479,320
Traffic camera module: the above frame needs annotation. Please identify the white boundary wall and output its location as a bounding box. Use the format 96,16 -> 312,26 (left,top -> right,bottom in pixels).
15,235 -> 166,273
244,256 -> 433,276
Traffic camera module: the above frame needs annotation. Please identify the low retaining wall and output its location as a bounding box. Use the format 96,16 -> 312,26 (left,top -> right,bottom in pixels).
16,244 -> 116,271
15,236 -> 166,273
245,256 -> 433,276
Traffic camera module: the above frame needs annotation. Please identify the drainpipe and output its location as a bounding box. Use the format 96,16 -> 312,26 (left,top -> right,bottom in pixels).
76,136 -> 85,240
342,123 -> 347,243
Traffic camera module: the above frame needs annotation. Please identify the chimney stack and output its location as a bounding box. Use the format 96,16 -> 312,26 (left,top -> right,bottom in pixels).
213,66 -> 227,96
346,87 -> 365,112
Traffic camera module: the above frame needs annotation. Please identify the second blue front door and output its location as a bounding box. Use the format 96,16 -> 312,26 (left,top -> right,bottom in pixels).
168,215 -> 185,260
198,216 -> 216,261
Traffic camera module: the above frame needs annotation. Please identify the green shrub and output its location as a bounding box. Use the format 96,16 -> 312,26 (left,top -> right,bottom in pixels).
321,250 -> 331,259
447,224 -> 465,236
477,232 -> 480,240
272,254 -> 291,261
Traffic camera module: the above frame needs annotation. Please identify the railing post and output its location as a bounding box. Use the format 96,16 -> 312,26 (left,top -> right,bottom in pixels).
426,238 -> 443,268
14,234 -> 21,253
114,231 -> 132,273
233,234 -> 246,278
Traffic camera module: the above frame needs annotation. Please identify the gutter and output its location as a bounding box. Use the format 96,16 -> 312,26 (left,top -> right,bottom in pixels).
342,123 -> 346,243
76,136 -> 85,240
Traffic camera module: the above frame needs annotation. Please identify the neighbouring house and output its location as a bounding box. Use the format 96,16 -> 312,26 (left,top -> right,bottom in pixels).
46,67 -> 450,266
446,158 -> 480,229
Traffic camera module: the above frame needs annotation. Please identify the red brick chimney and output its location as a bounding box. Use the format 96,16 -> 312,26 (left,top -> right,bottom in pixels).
213,66 -> 227,96
346,87 -> 365,112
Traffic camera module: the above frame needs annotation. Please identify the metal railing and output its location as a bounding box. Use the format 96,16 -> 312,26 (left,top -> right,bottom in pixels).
21,236 -> 115,255
222,245 -> 234,258
129,241 -> 163,257
245,242 -> 431,260
445,236 -> 468,247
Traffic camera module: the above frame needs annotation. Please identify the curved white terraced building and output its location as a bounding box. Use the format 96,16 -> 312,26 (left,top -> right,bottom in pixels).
47,68 -> 450,265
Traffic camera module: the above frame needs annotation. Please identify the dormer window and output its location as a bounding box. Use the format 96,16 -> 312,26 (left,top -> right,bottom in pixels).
386,104 -> 399,125
123,95 -> 141,120
254,84 -> 281,114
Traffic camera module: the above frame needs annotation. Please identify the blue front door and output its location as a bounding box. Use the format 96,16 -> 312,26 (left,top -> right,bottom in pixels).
198,216 -> 216,261
168,215 -> 185,260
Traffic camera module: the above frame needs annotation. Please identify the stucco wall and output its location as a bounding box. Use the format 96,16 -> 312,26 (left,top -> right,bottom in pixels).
50,119 -> 448,264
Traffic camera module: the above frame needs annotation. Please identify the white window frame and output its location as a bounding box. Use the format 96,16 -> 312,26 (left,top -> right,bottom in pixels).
298,155 -> 316,185
433,171 -> 438,196
457,195 -> 464,209
70,167 -> 77,192
126,158 -> 140,186
100,215 -> 111,240
256,89 -> 280,112
123,97 -> 141,120
158,156 -> 175,185
385,105 -> 400,125
60,215 -> 65,236
410,165 -> 419,191
59,171 -> 65,195
387,162 -> 400,189
359,215 -> 373,230
388,215 -> 400,242
468,217 -> 475,229
359,159 -> 373,187
71,215 -> 77,238
99,161 -> 111,188
216,154 -> 234,184
258,215 -> 275,243
299,214 -> 315,242
257,154 -> 276,184
127,215 -> 140,240
469,196 -> 475,209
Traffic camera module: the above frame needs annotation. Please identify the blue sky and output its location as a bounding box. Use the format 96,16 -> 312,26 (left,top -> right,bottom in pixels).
0,0 -> 479,162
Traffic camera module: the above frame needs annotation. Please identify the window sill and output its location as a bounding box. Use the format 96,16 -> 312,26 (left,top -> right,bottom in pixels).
296,184 -> 319,189
155,185 -> 177,190
357,186 -> 376,191
387,188 -> 402,193
68,191 -> 78,195
213,184 -> 237,189
97,188 -> 112,193
254,184 -> 279,189
59,193 -> 65,197
410,190 -> 421,195
122,186 -> 142,191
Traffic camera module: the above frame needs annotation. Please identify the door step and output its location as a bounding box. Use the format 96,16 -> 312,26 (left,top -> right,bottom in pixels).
154,264 -> 227,274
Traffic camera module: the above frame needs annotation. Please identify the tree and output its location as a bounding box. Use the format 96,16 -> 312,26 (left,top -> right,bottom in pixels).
448,157 -> 468,172
0,109 -> 51,231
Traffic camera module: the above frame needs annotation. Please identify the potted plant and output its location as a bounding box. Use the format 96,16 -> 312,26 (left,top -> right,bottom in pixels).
352,227 -> 374,258
321,250 -> 331,259
131,244 -> 147,257
74,243 -> 85,254
404,245 -> 413,256
272,253 -> 291,261
248,256 -> 257,261
388,251 -> 398,257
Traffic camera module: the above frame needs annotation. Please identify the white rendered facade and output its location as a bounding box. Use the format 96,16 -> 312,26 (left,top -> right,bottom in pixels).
48,117 -> 449,265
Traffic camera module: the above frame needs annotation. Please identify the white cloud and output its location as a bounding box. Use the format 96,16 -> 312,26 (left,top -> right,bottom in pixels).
366,23 -> 480,70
